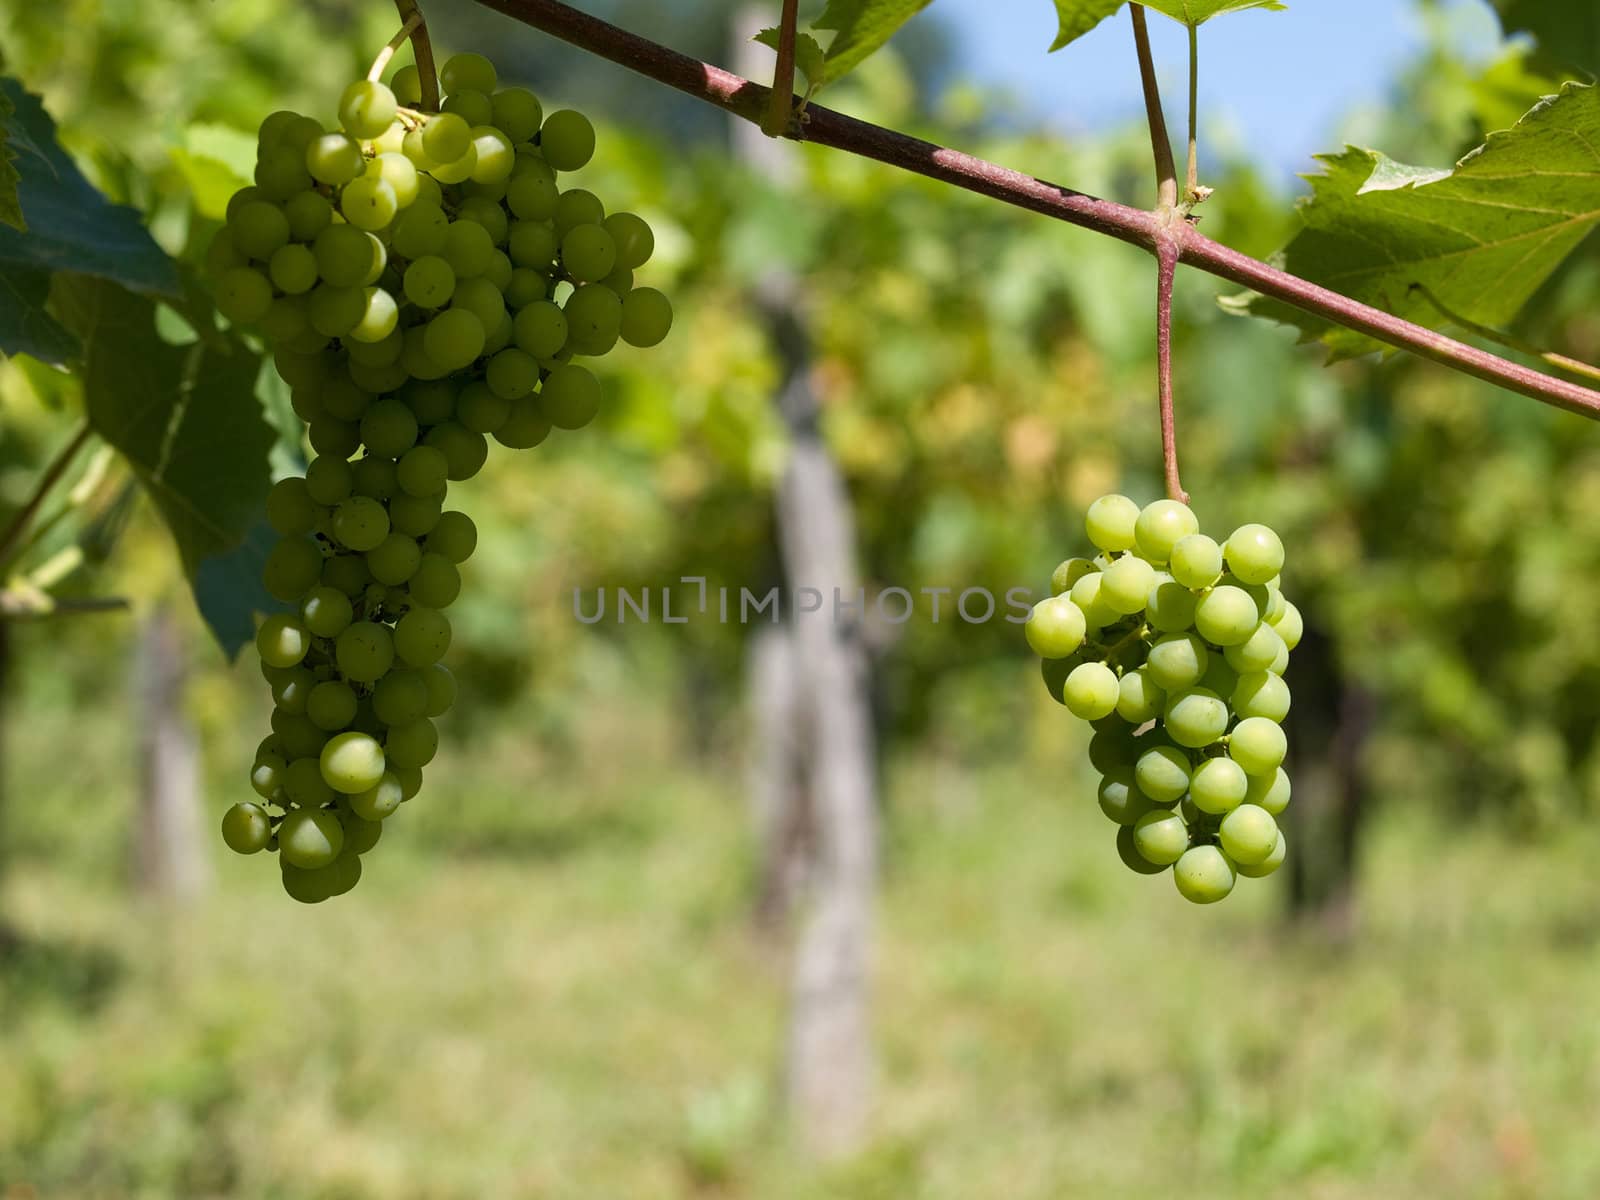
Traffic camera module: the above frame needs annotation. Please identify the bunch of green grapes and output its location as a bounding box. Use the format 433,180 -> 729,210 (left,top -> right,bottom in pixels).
1025,494 -> 1301,904
209,52 -> 673,903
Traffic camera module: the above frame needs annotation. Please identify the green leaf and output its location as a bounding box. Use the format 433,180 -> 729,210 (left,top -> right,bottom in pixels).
0,264 -> 77,364
1047,0 -> 1283,53
1225,82 -> 1600,360
0,78 -> 179,299
1493,0 -> 1599,75
193,517 -> 284,660
0,81 -> 21,233
171,123 -> 256,222
753,28 -> 829,92
814,0 -> 933,86
54,276 -> 277,658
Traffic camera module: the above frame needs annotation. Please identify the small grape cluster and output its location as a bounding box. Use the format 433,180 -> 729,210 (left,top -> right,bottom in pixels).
210,52 -> 672,902
1026,494 -> 1302,904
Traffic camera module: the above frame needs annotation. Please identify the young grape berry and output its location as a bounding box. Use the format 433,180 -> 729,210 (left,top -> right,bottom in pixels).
214,50 -> 675,902
1027,493 -> 1299,904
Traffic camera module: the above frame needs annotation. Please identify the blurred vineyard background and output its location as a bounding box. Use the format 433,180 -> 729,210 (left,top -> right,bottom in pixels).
5,0 -> 1600,1196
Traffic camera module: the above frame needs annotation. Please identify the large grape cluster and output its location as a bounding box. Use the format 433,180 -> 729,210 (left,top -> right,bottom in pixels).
1026,494 -> 1301,904
210,53 -> 672,902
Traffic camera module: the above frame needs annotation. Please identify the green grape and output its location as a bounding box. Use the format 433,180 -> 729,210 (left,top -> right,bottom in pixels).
321,556 -> 371,601
305,456 -> 355,506
1084,493 -> 1139,552
284,756 -> 335,807
206,228 -> 244,276
604,212 -> 654,269
1132,809 -> 1188,866
1024,596 -> 1086,659
1223,622 -> 1284,674
1145,632 -> 1207,691
495,395 -> 552,449
452,277 -> 507,331
507,173 -> 559,221
250,754 -> 285,799
1116,667 -> 1164,725
508,219 -> 558,268
441,220 -> 494,278
1233,671 -> 1290,722
392,64 -> 422,105
443,91 -> 494,129
1262,584 -> 1287,625
1133,499 -> 1198,564
1174,845 -> 1236,904
1117,824 -> 1170,875
279,807 -> 345,870
1067,573 -> 1117,631
370,151 -> 420,207
1235,830 -> 1286,878
430,145 -> 479,186
308,416 -> 361,461
340,176 -> 398,231
385,717 -> 439,769
1099,555 -> 1155,615
343,814 -> 384,855
1163,687 -> 1228,748
424,423 -> 490,480
491,87 -> 544,141
1243,766 -> 1291,815
1077,721 -> 1128,772
563,283 -> 622,355
269,245 -> 320,296
1189,757 -> 1247,815
1267,599 -> 1303,650
352,455 -> 398,501
392,765 -> 424,801
229,199 -> 291,260
306,284 -> 366,338
279,859 -> 338,904
1199,656 -> 1238,699
513,301 -> 568,358
261,296 -> 312,344
426,511 -> 477,564
284,190 -> 333,242
266,477 -> 319,536
403,255 -> 455,310
1062,662 -> 1119,721
1219,804 -> 1278,865
226,185 -> 265,221
255,144 -> 314,200
457,196 -> 510,245
441,51 -> 499,94
320,731 -> 386,794
222,802 -> 273,854
424,309 -> 486,370
397,445 -> 450,498
395,606 -> 451,667
258,109 -> 304,146
1134,743 -> 1189,803
408,553 -> 461,608
469,125 -> 516,184
1049,558 -> 1094,596
306,132 -> 365,185
482,310 -> 515,357
335,621 -> 395,682
1145,575 -> 1198,633
553,188 -> 605,233
1169,533 -> 1222,589
390,489 -> 445,537
374,670 -> 430,726
350,772 -> 405,821
339,79 -> 397,140
393,201 -> 451,259
421,663 -> 457,716
1098,767 -> 1154,825
560,223 -> 617,282
539,109 -> 595,171
215,267 -> 274,324
1228,716 -> 1287,776
505,267 -> 548,308
256,613 -> 311,668
367,532 -> 423,585
320,379 -> 371,423
359,398 -> 420,458
1194,585 -> 1259,647
307,680 -> 358,731
271,667 -> 315,715
272,711 -> 329,760
457,379 -> 513,432
332,496 -> 390,552
310,224 -> 372,288
349,286 -> 398,343
1225,523 -> 1285,585
540,363 -> 602,430
600,265 -> 634,295
422,111 -> 472,163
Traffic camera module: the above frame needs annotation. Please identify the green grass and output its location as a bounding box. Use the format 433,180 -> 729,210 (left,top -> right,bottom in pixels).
3,656 -> 1600,1199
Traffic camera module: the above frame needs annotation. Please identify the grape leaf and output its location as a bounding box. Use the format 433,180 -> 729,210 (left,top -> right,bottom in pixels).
53,276 -> 277,658
1048,0 -> 1283,51
752,28 -> 829,92
0,81 -> 21,233
1493,1 -> 1599,74
1224,82 -> 1600,360
0,264 -> 77,365
813,0 -> 933,86
0,79 -> 179,298
193,517 -> 284,659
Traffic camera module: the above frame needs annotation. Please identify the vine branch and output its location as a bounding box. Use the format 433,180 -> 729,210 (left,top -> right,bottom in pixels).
467,0 -> 1600,421
0,422 -> 92,575
394,0 -> 440,111
762,0 -> 800,138
1130,5 -> 1179,211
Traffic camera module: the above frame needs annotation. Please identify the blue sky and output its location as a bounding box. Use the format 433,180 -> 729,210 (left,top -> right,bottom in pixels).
937,0 -> 1504,182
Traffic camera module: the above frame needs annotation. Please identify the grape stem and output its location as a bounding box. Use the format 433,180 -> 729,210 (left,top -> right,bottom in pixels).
368,11 -> 424,84
1185,25 -> 1201,204
1129,5 -> 1178,213
1407,282 -> 1600,387
1156,233 -> 1187,503
762,0 -> 801,138
0,422 -> 92,579
393,0 -> 440,112
465,0 -> 1600,422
